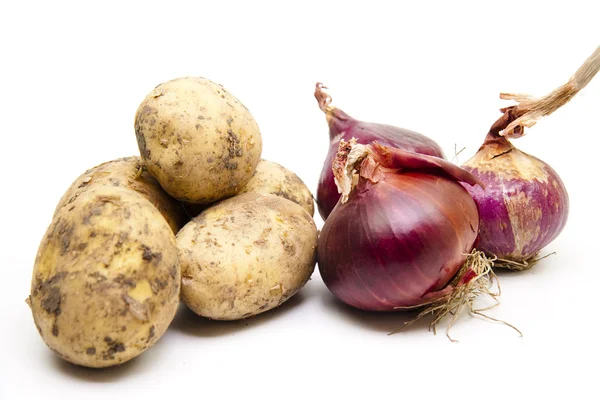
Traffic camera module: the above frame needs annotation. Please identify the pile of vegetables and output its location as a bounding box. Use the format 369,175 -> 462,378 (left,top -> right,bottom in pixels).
28,45 -> 599,367
29,76 -> 317,367
316,45 -> 600,338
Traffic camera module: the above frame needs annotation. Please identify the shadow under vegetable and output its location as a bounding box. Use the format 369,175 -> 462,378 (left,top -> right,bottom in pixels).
170,289 -> 307,337
319,288 -> 430,334
51,351 -> 144,383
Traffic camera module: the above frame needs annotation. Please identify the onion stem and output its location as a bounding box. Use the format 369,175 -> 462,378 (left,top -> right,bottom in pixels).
314,82 -> 334,114
494,45 -> 600,138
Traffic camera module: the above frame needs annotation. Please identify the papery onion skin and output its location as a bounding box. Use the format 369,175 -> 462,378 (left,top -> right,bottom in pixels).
315,86 -> 446,220
318,143 -> 480,311
462,136 -> 569,262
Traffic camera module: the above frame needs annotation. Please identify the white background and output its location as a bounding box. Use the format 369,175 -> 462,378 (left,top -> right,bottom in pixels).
1,1 -> 598,399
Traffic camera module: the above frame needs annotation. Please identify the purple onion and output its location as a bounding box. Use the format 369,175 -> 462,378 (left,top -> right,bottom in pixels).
318,139 -> 481,311
314,83 -> 445,220
462,132 -> 568,263
459,45 -> 600,266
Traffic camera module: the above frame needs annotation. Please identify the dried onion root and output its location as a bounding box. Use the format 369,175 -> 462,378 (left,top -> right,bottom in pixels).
391,250 -> 522,342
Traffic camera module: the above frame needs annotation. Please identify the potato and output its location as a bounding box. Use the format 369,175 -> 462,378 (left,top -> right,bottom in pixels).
134,76 -> 262,204
181,160 -> 314,219
177,193 -> 317,320
54,156 -> 187,233
28,186 -> 180,368
240,159 -> 314,216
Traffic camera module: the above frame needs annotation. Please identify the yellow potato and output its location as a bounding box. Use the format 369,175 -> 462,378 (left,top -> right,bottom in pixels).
177,193 -> 317,320
135,77 -> 262,204
29,187 -> 180,368
54,156 -> 187,233
181,160 -> 314,219
240,159 -> 314,216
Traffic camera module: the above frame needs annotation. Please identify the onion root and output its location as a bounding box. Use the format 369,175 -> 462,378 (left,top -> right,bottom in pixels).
390,250 -> 522,342
494,251 -> 556,271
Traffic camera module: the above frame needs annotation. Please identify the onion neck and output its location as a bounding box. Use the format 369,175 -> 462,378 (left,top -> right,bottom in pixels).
479,109 -> 517,153
482,131 -> 514,150
314,82 -> 355,142
326,108 -> 354,142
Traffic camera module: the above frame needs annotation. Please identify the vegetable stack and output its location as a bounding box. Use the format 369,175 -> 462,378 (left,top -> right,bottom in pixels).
28,76 -> 317,367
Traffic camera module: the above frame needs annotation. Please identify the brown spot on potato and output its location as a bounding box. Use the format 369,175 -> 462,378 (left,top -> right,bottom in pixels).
274,190 -> 297,203
116,232 -> 128,247
136,130 -> 150,159
86,347 -> 96,355
224,160 -> 238,170
152,278 -> 168,291
102,340 -> 126,360
123,278 -> 136,287
141,245 -> 155,261
54,220 -> 75,254
148,325 -> 155,341
122,294 -> 150,322
82,204 -> 104,225
41,287 -> 62,315
109,343 -> 125,354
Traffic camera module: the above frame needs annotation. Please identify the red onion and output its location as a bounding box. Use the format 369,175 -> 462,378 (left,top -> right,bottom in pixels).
462,46 -> 600,269
314,84 -> 446,220
317,139 -> 481,311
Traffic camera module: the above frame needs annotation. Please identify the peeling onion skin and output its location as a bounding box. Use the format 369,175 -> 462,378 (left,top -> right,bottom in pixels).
462,136 -> 569,262
318,143 -> 479,311
315,86 -> 445,220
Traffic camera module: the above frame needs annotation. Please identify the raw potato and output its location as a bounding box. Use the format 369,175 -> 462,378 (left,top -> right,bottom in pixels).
181,159 -> 315,219
240,159 -> 314,216
177,193 -> 317,320
54,156 -> 187,233
134,76 -> 263,204
29,187 -> 180,368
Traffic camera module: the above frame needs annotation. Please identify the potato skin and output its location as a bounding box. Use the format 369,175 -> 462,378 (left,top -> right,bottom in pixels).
134,76 -> 262,204
241,159 -> 314,216
181,160 -> 314,219
29,187 -> 180,368
177,193 -> 317,320
54,156 -> 187,233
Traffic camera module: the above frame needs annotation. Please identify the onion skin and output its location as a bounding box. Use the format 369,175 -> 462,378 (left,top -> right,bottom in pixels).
315,85 -> 445,220
462,136 -> 569,261
458,46 -> 600,264
318,141 -> 480,311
